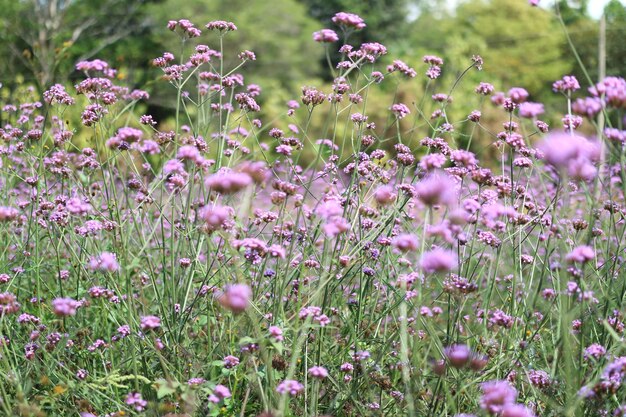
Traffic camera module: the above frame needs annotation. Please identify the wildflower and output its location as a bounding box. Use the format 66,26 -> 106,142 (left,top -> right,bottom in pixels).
218,284 -> 252,313
44,84 -> 75,106
308,366 -> 329,379
205,170 -> 252,194
421,248 -> 458,274
468,110 -> 482,122
332,12 -> 366,30
374,185 -> 397,206
0,206 -> 19,222
508,87 -> 529,104
125,392 -> 147,412
208,384 -> 231,403
276,379 -> 304,396
206,20 -> 237,32
140,315 -> 161,331
584,343 -> 607,360
480,380 -> 517,414
313,29 -> 339,43
538,132 -> 600,181
415,172 -> 458,207
390,103 -> 411,119
0,292 -> 21,315
501,404 -> 536,417
444,344 -> 471,368
528,370 -> 551,389
198,205 -> 231,232
387,60 -> 417,77
519,102 -> 544,118
475,82 -> 494,95
224,355 -> 240,368
566,245 -> 595,263
89,252 -> 120,272
553,75 -> 580,93
52,298 -> 80,317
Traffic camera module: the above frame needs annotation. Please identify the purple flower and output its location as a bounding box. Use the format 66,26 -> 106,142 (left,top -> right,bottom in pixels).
392,234 -> 419,253
313,29 -> 339,43
584,343 -> 607,360
332,12 -> 366,30
480,380 -> 517,414
140,315 -> 161,331
89,252 -> 120,272
125,392 -> 147,412
444,344 -> 471,368
390,103 -> 411,119
553,75 -> 580,93
538,132 -> 600,181
218,284 -> 252,313
308,366 -> 329,379
508,87 -> 529,104
501,404 -> 536,417
276,379 -> 304,396
374,185 -> 397,206
269,325 -> 284,341
420,248 -> 458,274
52,297 -> 80,317
0,206 -> 19,222
528,369 -> 551,388
415,172 -> 458,207
198,205 -> 232,232
565,245 -> 595,263
205,170 -> 252,194
206,20 -> 237,32
518,102 -> 544,118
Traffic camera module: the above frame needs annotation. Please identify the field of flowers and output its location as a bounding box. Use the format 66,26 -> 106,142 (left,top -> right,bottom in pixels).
0,5 -> 626,417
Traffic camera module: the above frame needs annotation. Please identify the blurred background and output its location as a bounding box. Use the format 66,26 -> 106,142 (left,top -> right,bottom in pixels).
0,0 -> 624,156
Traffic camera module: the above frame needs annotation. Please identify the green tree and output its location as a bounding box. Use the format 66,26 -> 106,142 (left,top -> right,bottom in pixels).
453,0 -> 571,95
0,0 -> 162,92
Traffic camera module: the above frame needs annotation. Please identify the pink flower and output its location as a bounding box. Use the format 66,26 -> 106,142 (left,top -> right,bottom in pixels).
538,132 -> 600,181
420,248 -> 458,274
198,205 -> 231,232
313,29 -> 339,43
218,284 -> 252,313
390,103 -> 410,119
392,234 -> 419,252
276,379 -> 304,396
140,315 -> 161,331
480,380 -> 517,414
332,12 -> 366,30
205,170 -> 252,194
52,298 -> 80,317
269,326 -> 284,341
415,173 -> 458,207
308,366 -> 329,379
444,344 -> 471,368
89,252 -> 120,272
125,392 -> 147,411
566,245 -> 595,263
374,185 -> 397,206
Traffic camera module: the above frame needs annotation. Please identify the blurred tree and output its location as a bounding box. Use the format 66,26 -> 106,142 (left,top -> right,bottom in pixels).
0,0 -> 161,92
453,0 -> 571,95
297,0 -> 413,80
298,0 -> 411,44
559,0 -> 626,87
555,0 -> 590,24
145,0 -> 324,122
